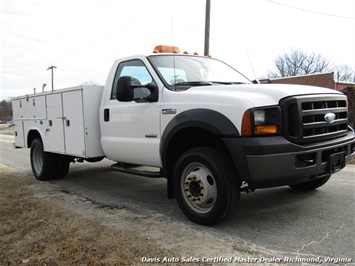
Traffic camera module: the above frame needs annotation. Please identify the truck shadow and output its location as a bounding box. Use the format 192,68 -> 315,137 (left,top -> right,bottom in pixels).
50,161 -> 329,230
51,162 -> 172,215
233,188 -> 323,223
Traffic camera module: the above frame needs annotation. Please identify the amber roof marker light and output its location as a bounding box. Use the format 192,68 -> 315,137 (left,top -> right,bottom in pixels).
153,45 -> 180,53
153,45 -> 211,57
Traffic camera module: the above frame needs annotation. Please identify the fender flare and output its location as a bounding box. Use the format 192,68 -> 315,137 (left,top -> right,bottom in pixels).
160,108 -> 239,157
160,109 -> 239,181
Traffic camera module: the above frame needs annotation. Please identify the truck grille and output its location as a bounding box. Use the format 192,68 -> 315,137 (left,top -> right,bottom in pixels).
281,94 -> 348,144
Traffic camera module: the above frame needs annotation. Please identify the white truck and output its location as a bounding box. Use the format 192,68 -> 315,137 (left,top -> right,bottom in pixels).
12,45 -> 355,225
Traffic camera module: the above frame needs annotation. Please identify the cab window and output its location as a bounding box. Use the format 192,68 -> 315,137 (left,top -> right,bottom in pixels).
111,59 -> 153,100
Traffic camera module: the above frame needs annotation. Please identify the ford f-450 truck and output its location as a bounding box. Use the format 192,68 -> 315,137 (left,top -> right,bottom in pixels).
12,45 -> 355,225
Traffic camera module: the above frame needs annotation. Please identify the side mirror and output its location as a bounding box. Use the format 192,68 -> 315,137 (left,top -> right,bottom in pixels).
144,82 -> 158,102
116,76 -> 134,102
116,76 -> 158,102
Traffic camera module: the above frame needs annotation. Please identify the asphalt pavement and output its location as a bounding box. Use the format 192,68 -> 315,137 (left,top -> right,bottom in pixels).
1,128 -> 354,264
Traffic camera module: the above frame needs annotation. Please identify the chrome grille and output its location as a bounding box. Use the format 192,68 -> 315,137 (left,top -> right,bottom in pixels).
281,94 -> 348,144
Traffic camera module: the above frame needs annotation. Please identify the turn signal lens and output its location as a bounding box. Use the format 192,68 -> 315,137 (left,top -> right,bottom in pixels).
241,110 -> 252,136
255,125 -> 279,135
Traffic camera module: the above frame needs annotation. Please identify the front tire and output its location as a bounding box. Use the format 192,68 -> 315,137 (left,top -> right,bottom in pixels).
173,147 -> 240,225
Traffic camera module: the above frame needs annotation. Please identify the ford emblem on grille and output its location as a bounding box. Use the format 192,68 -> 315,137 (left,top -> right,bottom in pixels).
324,112 -> 336,123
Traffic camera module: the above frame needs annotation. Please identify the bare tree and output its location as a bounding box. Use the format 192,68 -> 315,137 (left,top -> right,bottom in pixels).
268,48 -> 331,78
334,64 -> 355,82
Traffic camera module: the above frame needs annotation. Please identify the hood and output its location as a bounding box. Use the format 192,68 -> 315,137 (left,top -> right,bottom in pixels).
186,83 -> 342,107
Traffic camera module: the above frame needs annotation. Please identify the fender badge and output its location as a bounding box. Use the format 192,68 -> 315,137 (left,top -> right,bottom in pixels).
324,113 -> 336,123
162,108 -> 176,115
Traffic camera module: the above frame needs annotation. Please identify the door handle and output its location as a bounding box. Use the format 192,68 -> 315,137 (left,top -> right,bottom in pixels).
104,109 -> 110,122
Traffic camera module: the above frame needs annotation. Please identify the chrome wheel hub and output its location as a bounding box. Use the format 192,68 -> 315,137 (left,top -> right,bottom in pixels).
181,163 -> 217,214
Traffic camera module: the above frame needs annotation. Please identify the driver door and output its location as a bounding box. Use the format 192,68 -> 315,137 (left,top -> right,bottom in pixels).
101,59 -> 161,167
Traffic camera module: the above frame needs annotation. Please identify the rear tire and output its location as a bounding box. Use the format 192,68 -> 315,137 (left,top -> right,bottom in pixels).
56,155 -> 71,178
30,138 -> 56,180
30,138 -> 69,180
289,174 -> 331,190
173,147 -> 240,225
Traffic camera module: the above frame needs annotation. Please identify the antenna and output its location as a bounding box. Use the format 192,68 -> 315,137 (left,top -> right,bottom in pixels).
244,45 -> 258,82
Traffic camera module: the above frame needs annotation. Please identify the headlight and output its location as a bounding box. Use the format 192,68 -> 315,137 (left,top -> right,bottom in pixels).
254,110 -> 266,125
242,107 -> 281,136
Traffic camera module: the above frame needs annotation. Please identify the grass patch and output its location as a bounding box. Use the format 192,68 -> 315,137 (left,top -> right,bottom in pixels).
0,165 -> 169,265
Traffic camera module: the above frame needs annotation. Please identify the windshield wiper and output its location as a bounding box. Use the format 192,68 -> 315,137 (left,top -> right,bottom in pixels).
174,81 -> 213,86
208,81 -> 246,85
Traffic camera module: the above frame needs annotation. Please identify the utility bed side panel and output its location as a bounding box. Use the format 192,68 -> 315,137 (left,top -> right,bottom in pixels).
12,95 -> 47,120
82,86 -> 105,158
12,86 -> 105,158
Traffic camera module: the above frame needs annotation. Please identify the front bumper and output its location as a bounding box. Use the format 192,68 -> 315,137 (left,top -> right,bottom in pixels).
224,129 -> 355,189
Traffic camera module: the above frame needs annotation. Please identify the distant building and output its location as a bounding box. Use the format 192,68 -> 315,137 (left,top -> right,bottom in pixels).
260,72 -> 355,91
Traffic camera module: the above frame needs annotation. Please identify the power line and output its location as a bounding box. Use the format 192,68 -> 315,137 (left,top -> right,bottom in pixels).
266,0 -> 355,20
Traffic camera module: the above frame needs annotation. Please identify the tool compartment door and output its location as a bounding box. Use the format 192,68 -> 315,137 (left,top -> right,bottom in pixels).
45,93 -> 65,153
63,90 -> 86,157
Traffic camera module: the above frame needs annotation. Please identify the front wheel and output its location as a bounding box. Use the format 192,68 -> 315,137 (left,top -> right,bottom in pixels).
173,147 -> 240,225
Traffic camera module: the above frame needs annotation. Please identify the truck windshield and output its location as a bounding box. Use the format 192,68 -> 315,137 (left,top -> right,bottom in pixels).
148,55 -> 251,89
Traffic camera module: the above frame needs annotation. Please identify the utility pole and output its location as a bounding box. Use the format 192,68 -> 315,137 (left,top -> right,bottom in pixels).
204,0 -> 211,56
47,66 -> 57,91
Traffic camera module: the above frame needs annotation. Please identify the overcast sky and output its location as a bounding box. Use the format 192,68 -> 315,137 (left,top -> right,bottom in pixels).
1,0 -> 355,100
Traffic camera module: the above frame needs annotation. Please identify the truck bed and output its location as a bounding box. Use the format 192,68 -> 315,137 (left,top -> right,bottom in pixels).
12,86 -> 105,158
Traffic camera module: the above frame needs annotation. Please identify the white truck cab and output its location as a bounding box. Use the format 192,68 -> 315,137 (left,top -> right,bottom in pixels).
13,45 -> 355,225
